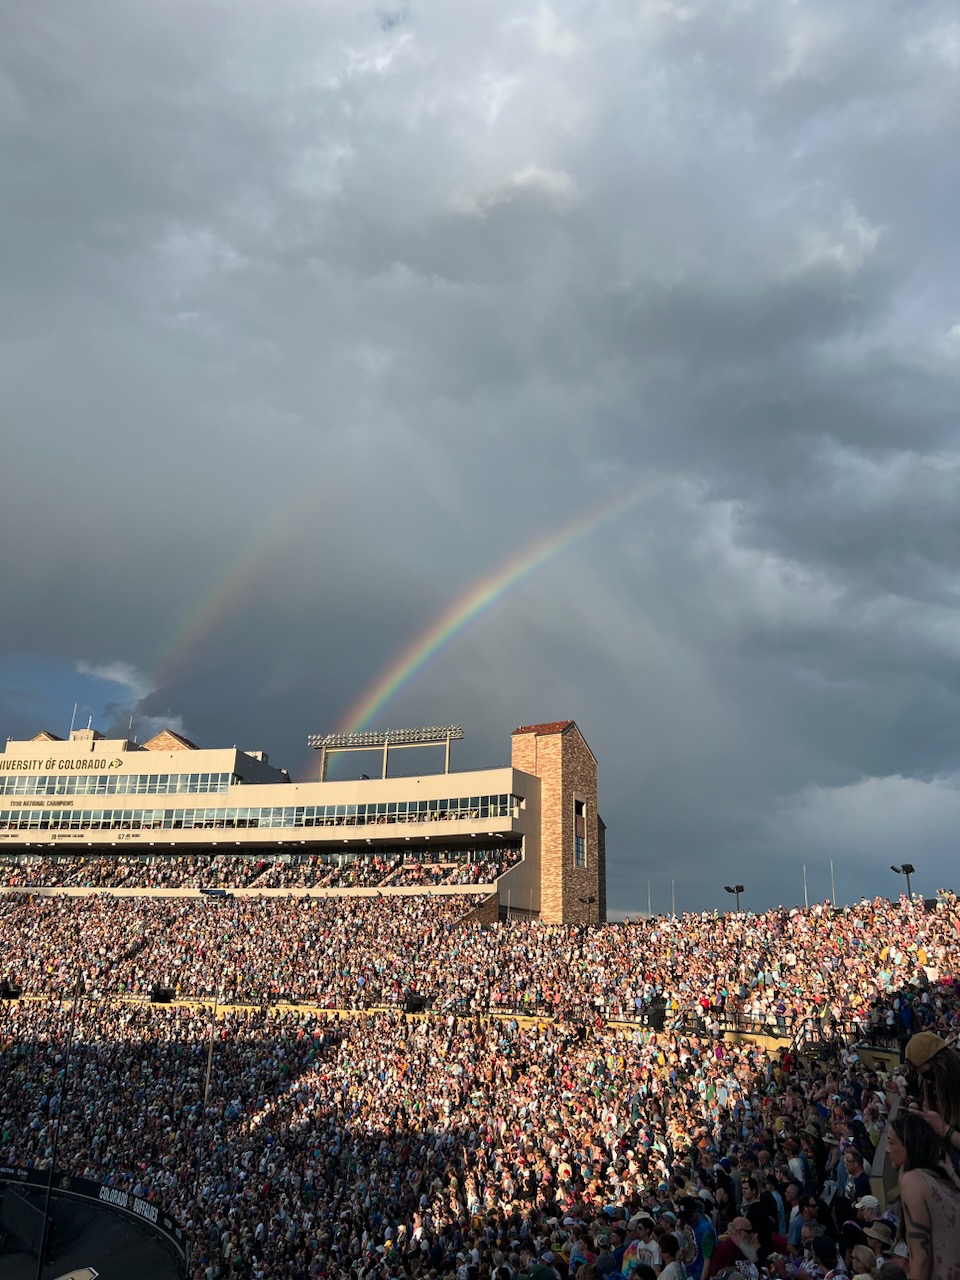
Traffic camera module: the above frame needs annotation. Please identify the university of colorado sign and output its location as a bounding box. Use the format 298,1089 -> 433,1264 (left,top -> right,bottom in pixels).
0,757 -> 124,772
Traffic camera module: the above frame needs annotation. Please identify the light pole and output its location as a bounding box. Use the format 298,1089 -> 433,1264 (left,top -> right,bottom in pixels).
37,973 -> 83,1280
194,989 -> 220,1214
891,863 -> 916,900
724,884 -> 745,913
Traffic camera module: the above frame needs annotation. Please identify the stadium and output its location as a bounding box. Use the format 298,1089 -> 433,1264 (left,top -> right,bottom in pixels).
0,719 -> 605,924
1,718 -> 959,1280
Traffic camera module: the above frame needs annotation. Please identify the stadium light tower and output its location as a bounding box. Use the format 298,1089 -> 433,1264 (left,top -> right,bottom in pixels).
308,725 -> 464,780
724,883 -> 745,913
891,863 -> 916,900
37,972 -> 83,1280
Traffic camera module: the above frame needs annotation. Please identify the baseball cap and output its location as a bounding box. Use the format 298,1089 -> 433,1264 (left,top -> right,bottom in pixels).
904,1031 -> 947,1069
855,1196 -> 880,1211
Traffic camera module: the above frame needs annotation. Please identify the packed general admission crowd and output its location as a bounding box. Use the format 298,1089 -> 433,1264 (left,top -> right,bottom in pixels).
1,883 -> 959,1280
0,848 -> 523,891
1,889 -> 958,1026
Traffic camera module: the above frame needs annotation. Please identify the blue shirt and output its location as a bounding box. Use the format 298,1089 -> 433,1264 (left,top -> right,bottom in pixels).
688,1217 -> 716,1279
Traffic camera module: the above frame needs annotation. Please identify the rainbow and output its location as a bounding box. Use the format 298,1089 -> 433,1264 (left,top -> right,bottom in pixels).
338,478 -> 663,734
148,499 -> 313,686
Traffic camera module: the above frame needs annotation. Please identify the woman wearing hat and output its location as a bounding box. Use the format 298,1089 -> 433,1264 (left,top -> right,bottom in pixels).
904,1034 -> 960,1136
862,1222 -> 894,1256
851,1245 -> 880,1279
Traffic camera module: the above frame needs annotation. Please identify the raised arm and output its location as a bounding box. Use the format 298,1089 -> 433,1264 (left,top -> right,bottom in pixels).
916,1108 -> 960,1152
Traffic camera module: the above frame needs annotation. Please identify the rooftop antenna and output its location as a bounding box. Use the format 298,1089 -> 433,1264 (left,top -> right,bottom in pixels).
68,702 -> 78,736
86,713 -> 93,730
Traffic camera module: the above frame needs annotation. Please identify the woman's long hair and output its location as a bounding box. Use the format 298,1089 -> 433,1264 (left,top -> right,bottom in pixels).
920,1046 -> 960,1130
891,1111 -> 955,1185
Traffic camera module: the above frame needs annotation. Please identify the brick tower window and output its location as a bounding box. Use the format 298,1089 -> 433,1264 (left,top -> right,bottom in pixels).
574,799 -> 587,868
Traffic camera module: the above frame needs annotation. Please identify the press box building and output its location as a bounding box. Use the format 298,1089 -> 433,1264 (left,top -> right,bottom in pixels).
0,719 -> 606,923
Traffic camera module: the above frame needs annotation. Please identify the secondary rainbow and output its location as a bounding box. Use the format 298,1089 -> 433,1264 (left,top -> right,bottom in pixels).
148,496 -> 316,685
338,479 -> 662,734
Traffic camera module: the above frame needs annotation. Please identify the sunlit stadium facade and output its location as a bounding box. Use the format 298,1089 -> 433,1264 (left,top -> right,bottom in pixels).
0,719 -> 605,922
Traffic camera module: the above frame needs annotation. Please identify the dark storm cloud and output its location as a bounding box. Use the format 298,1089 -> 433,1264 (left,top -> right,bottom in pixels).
1,0 -> 959,910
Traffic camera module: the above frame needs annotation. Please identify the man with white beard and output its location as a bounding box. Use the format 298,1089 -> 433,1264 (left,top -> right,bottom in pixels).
706,1218 -> 761,1280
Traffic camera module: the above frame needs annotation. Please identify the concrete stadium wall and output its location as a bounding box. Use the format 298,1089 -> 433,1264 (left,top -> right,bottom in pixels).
461,892 -> 500,926
852,1044 -> 901,1074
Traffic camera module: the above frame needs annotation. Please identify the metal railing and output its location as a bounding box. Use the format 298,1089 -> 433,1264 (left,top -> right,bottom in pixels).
671,1009 -> 797,1039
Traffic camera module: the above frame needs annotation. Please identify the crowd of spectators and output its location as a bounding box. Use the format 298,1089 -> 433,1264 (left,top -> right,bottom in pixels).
1,892 -> 958,1033
0,848 -> 523,892
390,855 -> 522,889
0,893 -> 477,1004
425,895 -> 960,1034
2,1000 -> 958,1280
1,891 -> 959,1280
445,857 -> 521,886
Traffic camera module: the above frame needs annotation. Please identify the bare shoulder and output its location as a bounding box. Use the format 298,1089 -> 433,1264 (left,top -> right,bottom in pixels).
899,1169 -> 933,1212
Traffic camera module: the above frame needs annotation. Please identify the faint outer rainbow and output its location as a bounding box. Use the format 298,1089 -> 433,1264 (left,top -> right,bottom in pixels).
338,479 -> 662,734
148,499 -> 313,685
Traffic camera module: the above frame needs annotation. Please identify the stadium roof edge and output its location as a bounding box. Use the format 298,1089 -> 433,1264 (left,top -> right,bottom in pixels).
512,720 -> 575,736
512,720 -> 596,765
141,728 -> 201,751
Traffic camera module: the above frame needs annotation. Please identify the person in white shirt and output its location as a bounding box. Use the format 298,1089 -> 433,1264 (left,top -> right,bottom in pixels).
632,1217 -> 662,1271
658,1232 -> 687,1280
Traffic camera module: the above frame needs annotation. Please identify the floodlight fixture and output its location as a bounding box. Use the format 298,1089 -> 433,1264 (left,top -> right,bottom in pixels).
724,883 -> 745,912
308,726 -> 464,749
891,863 -> 916,899
308,725 -> 465,780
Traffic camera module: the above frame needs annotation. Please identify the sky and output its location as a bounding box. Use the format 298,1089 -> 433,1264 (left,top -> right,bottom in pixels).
1,0 -> 959,914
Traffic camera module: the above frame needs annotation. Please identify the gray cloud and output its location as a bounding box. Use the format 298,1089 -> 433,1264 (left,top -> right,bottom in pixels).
1,0 -> 959,911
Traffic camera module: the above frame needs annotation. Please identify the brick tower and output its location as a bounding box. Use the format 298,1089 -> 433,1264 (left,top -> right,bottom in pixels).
511,721 -> 605,924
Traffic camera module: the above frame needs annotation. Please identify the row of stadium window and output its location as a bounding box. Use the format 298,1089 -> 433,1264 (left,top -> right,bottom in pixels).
0,793 -> 522,831
0,770 -> 235,795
